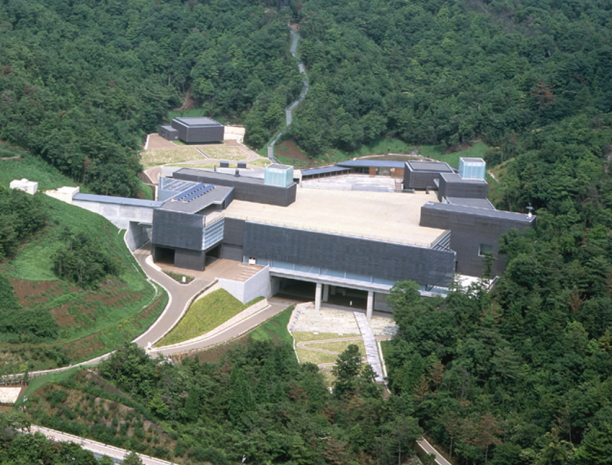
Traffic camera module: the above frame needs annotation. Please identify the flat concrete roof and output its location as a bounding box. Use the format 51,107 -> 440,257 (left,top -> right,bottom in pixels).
441,172 -> 488,184
225,188 -> 448,247
174,117 -> 223,127
407,161 -> 454,172
423,201 -> 536,223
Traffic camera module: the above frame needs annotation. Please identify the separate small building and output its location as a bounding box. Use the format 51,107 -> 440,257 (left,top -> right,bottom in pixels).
170,117 -> 224,143
10,178 -> 38,195
158,125 -> 178,141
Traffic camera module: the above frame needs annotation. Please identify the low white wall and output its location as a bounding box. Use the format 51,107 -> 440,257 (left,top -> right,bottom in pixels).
125,222 -> 152,251
218,265 -> 272,304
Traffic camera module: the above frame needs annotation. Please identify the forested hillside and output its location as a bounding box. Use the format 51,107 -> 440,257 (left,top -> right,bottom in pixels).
1,0 -> 610,193
27,341 -> 422,465
288,0 -> 612,157
0,0 -> 300,196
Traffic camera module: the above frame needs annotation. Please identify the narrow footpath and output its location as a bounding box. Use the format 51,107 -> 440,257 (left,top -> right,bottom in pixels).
267,25 -> 309,162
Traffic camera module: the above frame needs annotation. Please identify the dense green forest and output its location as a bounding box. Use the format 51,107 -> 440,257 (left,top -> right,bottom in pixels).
27,341 -> 423,465
288,0 -> 612,157
1,0 -> 611,193
0,0 -> 301,196
3,0 -> 612,464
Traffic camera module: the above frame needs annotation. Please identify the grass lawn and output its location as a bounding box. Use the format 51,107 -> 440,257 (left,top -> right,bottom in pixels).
157,289 -> 263,346
163,270 -> 195,284
139,147 -> 202,168
199,145 -> 247,160
292,332 -> 360,342
0,151 -> 88,192
418,141 -> 488,168
249,158 -> 272,168
137,182 -> 153,200
0,194 -> 166,372
166,162 -> 219,170
250,305 -> 294,345
323,138 -> 416,164
295,341 -> 365,366
21,366 -> 85,399
292,331 -> 365,366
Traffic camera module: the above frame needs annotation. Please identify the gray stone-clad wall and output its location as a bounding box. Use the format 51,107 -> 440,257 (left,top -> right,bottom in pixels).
223,218 -> 245,246
152,209 -> 204,251
175,248 -> 206,271
438,177 -> 488,200
404,170 -> 444,190
185,126 -> 224,143
420,205 -> 534,276
220,218 -> 245,260
243,223 -> 455,287
173,171 -> 297,206
171,121 -> 224,143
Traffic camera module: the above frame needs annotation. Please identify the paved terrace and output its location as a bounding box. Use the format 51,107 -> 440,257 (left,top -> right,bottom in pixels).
225,188 -> 447,247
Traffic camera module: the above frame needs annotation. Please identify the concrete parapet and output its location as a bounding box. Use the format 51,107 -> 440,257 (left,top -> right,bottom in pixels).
10,178 -> 38,195
44,186 -> 79,203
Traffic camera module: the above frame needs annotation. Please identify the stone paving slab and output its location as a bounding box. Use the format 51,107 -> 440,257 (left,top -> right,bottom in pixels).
0,387 -> 22,404
354,312 -> 385,382
289,303 -> 398,337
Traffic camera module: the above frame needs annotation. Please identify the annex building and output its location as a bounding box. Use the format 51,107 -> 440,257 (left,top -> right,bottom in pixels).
158,117 -> 224,143
49,157 -> 535,318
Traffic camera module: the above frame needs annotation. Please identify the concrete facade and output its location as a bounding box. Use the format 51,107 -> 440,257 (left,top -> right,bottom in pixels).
218,266 -> 272,304
174,169 -> 297,207
72,194 -> 162,229
171,117 -> 224,143
420,202 -> 535,276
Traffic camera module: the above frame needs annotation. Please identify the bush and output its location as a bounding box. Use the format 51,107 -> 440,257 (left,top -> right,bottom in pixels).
52,227 -> 122,289
0,274 -> 59,342
45,389 -> 68,408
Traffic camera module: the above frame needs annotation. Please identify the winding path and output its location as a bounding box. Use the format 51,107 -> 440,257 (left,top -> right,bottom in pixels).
267,26 -> 309,162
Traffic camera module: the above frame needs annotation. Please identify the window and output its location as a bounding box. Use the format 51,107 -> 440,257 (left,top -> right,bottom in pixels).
479,244 -> 493,256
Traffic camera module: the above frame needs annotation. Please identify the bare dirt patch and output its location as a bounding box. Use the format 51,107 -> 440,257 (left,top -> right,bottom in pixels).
146,134 -> 176,150
174,90 -> 195,112
276,140 -> 309,162
10,279 -> 67,305
64,334 -> 106,360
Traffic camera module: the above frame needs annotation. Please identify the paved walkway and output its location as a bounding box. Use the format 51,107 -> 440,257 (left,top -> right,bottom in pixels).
354,312 -> 384,382
131,245 -> 213,348
31,425 -> 173,465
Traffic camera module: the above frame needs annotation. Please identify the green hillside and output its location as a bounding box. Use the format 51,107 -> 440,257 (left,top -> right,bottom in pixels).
0,157 -> 166,373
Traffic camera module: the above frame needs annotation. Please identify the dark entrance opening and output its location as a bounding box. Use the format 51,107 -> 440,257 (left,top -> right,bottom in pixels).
276,279 -> 316,300
153,246 -> 175,266
327,287 -> 367,310
205,244 -> 221,266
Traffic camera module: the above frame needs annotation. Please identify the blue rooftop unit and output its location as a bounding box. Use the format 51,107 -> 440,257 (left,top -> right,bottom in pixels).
459,157 -> 486,180
264,164 -> 294,187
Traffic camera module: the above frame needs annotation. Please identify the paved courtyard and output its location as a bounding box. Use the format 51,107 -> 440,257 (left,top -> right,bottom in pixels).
288,303 -> 398,337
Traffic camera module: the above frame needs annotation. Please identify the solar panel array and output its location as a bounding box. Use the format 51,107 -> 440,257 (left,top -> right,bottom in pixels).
173,183 -> 214,203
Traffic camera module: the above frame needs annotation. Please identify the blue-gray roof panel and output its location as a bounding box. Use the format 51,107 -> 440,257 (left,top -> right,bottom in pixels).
73,193 -> 163,208
302,166 -> 351,176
